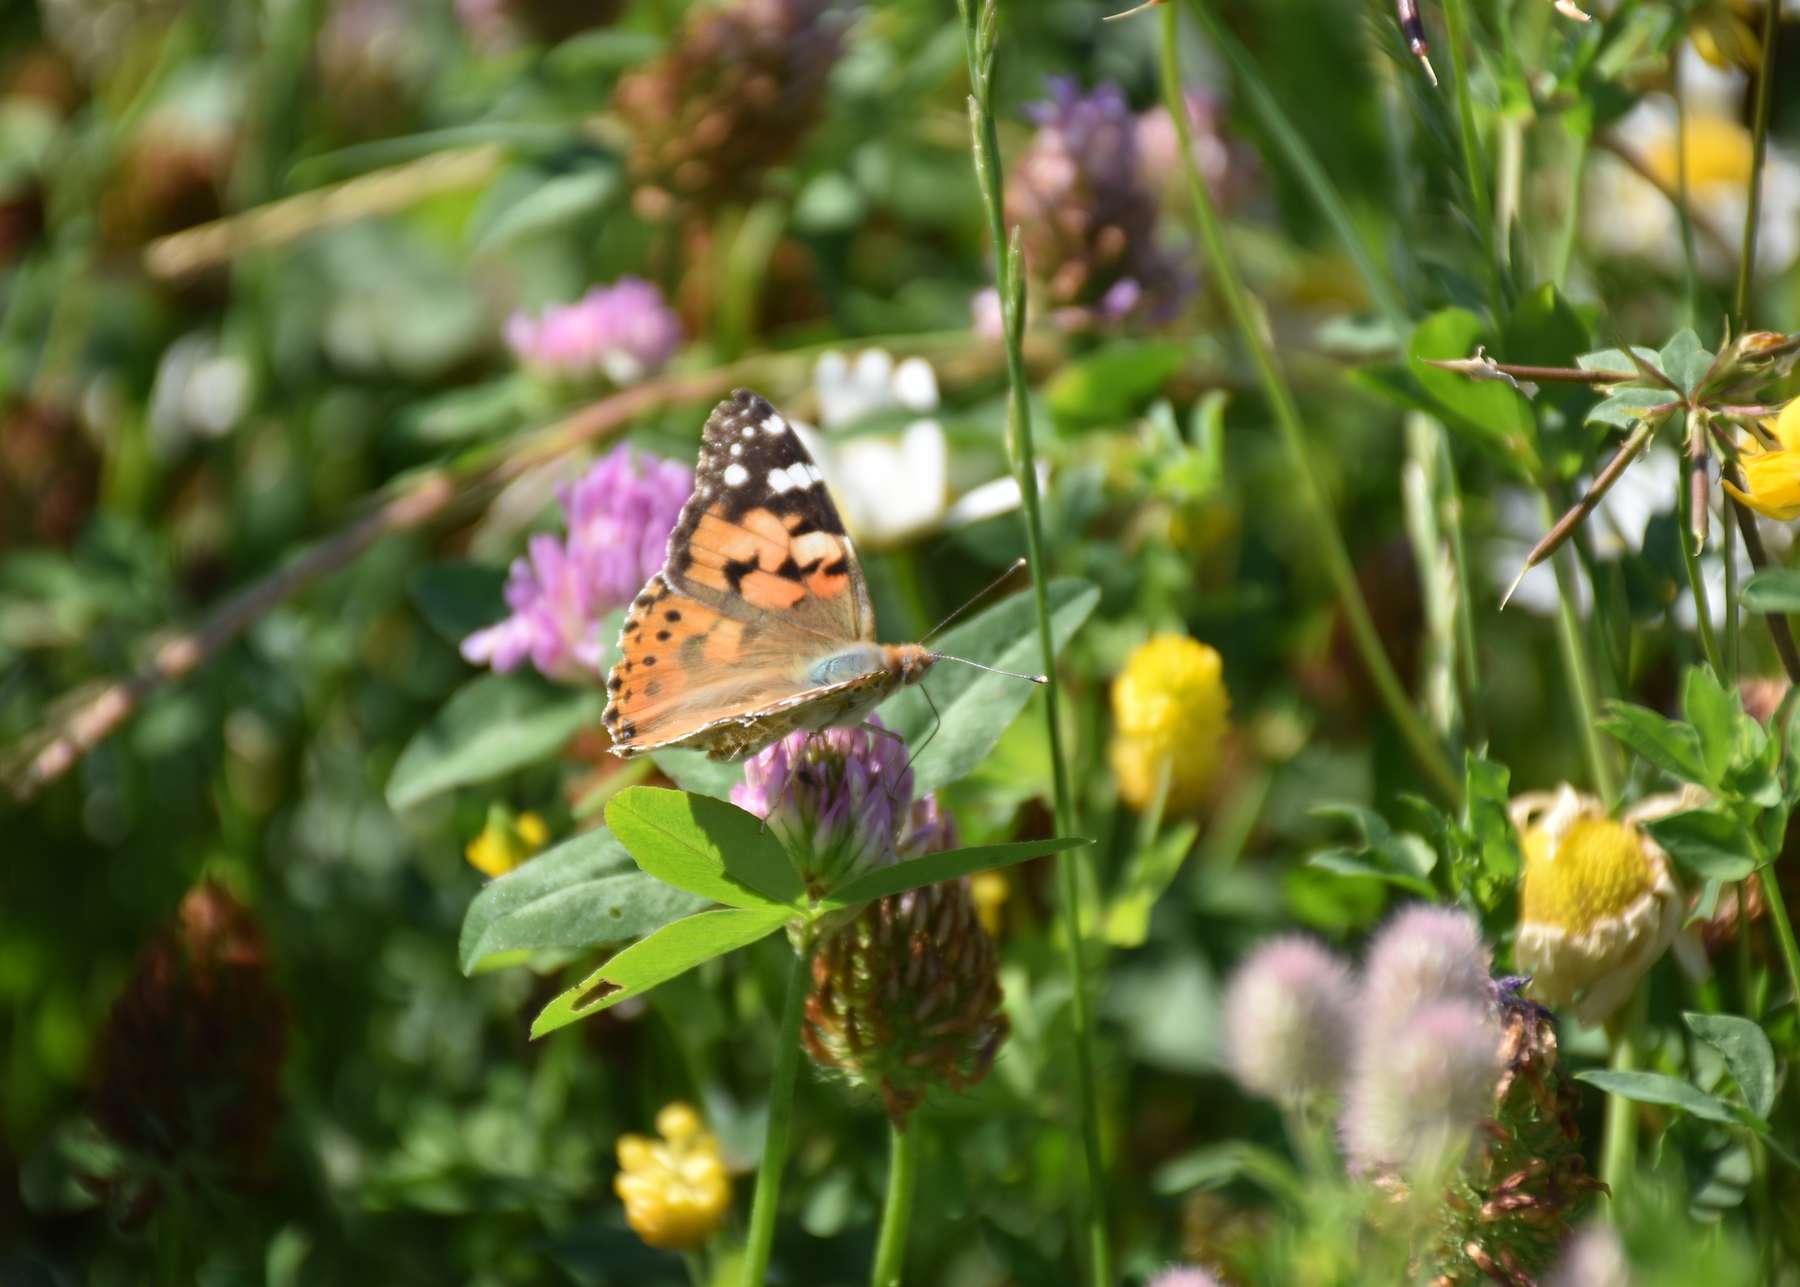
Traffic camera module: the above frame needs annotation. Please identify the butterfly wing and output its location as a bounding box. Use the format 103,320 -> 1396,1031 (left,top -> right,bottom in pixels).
603,389 -> 883,757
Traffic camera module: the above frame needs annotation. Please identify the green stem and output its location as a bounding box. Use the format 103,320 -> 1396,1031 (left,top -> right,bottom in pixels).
1733,0 -> 1782,328
1537,491 -> 1617,806
1439,0 -> 1504,315
1677,454 -> 1726,682
957,6 -> 1110,1281
1162,4 -> 1461,805
740,947 -> 812,1287
1552,110 -> 1592,291
1599,1004 -> 1641,1207
1725,493 -> 1740,677
1672,61 -> 1700,328
1442,438 -> 1486,747
1747,829 -> 1800,1025
870,1120 -> 921,1287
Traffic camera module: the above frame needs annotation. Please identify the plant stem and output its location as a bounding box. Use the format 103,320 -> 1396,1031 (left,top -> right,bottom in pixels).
1734,0 -> 1782,328
1552,108 -> 1592,290
1536,491 -> 1617,806
1162,3 -> 1460,804
870,1121 -> 921,1287
956,6 -> 1110,1281
741,947 -> 812,1287
1677,445 -> 1726,683
1439,0 -> 1504,315
1671,59 -> 1700,328
1746,829 -> 1800,1027
1599,1003 -> 1641,1208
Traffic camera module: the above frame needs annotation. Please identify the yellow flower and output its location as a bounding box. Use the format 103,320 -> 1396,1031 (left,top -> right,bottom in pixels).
1723,399 -> 1800,521
1511,787 -> 1687,1025
970,869 -> 1011,936
464,807 -> 549,878
614,1102 -> 732,1252
1644,113 -> 1755,193
1110,634 -> 1230,814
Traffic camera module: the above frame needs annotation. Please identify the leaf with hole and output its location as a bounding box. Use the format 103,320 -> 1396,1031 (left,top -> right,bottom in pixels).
530,905 -> 790,1037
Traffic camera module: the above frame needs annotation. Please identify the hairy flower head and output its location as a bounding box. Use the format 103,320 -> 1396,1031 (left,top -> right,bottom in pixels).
1341,998 -> 1503,1177
1222,935 -> 1356,1105
505,277 -> 682,385
1360,904 -> 1493,1033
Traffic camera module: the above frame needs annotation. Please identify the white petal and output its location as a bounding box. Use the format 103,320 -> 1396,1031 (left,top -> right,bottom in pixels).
892,356 -> 940,413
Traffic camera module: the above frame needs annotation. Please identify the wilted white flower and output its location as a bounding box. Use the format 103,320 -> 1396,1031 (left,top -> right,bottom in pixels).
1222,936 -> 1356,1104
1584,46 -> 1800,281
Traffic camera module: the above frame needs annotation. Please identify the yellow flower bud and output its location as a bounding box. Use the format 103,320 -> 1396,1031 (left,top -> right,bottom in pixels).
1511,787 -> 1686,1025
614,1101 -> 732,1252
969,869 -> 1011,936
464,807 -> 550,878
1110,634 -> 1230,814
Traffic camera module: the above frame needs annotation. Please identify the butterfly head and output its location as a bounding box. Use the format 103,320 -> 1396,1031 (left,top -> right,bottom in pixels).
885,643 -> 939,685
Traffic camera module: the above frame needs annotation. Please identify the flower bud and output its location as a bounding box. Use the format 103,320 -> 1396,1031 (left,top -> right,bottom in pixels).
803,869 -> 1008,1127
1511,786 -> 1683,1025
613,1101 -> 732,1252
1222,936 -> 1355,1105
1109,633 -> 1231,814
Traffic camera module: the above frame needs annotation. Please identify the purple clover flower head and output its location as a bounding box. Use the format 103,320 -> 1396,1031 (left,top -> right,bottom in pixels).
460,443 -> 691,683
504,277 -> 683,386
1340,998 -> 1502,1178
1360,904 -> 1493,1034
1000,77 -> 1195,333
732,717 -> 914,893
899,795 -> 959,858
1222,935 -> 1356,1105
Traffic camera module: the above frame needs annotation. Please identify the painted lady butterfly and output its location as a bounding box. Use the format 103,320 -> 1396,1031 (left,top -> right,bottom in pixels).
604,389 -> 1032,762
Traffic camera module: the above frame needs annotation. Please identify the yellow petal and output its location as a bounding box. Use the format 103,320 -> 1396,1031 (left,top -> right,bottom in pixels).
1728,451 -> 1800,521
1776,398 -> 1800,453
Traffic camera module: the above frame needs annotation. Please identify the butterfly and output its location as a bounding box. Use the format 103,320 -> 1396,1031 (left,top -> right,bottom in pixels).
603,388 -> 1037,762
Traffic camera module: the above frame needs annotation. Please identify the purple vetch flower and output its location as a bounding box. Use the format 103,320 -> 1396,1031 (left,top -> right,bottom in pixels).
991,77 -> 1195,334
1222,935 -> 1357,1105
733,717 -> 916,893
1359,904 -> 1494,1033
460,443 -> 691,682
1340,997 -> 1503,1177
504,277 -> 683,385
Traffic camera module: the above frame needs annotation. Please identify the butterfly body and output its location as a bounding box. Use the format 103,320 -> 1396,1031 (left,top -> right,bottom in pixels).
603,390 -> 937,762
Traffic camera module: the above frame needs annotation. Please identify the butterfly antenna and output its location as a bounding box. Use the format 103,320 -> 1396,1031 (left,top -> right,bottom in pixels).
920,558 -> 1031,645
929,655 -> 1047,684
902,683 -> 943,780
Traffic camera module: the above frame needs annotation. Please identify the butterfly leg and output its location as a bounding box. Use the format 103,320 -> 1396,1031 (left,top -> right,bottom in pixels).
1396,0 -> 1438,85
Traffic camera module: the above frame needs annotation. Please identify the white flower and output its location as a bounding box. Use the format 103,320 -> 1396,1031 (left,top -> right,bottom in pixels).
1584,45 -> 1800,281
148,332 -> 253,454
799,349 -> 1028,549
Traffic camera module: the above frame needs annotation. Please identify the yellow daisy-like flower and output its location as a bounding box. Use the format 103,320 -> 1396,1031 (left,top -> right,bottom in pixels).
1110,633 -> 1231,814
1723,399 -> 1800,521
1511,786 -> 1688,1025
614,1102 -> 733,1252
464,807 -> 550,879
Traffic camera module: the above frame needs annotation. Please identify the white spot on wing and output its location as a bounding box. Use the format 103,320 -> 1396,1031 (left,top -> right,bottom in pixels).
723,462 -> 749,487
729,442 -> 742,458
762,414 -> 787,436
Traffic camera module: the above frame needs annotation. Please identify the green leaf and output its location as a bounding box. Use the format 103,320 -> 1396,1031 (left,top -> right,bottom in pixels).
1151,1142 -> 1303,1203
1586,386 -> 1676,431
410,562 -> 506,646
1307,802 -> 1437,896
1658,328 -> 1715,394
1684,1012 -> 1777,1120
1598,700 -> 1710,785
530,906 -> 790,1037
473,166 -> 619,250
1577,1069 -> 1744,1125
1104,822 -> 1200,948
1643,811 -> 1756,881
605,787 -> 801,908
1577,345 -> 1659,377
1047,340 -> 1189,426
1742,569 -> 1800,614
387,673 -> 603,810
1409,308 -> 1535,466
458,828 -> 708,975
1306,848 -> 1437,898
650,748 -> 745,800
883,579 -> 1099,796
820,837 -> 1088,910
1683,666 -> 1739,785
